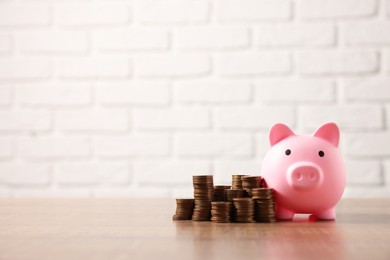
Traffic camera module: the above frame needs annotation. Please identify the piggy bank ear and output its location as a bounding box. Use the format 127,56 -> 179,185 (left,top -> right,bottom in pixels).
313,122 -> 340,147
269,123 -> 295,146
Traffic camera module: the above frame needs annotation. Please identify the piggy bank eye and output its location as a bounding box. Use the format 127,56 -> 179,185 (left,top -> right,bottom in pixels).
318,151 -> 325,157
285,149 -> 291,156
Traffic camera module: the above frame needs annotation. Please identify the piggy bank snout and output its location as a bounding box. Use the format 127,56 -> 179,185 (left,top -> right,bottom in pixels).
287,162 -> 323,190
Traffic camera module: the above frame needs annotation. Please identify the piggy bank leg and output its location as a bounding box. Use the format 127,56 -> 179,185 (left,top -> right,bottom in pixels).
276,206 -> 294,220
314,208 -> 336,220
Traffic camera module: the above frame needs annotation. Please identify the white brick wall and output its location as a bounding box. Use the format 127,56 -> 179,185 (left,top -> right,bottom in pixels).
18,137 -> 91,159
134,1 -> 209,23
217,52 -> 291,76
56,4 -> 129,26
0,0 -> 389,198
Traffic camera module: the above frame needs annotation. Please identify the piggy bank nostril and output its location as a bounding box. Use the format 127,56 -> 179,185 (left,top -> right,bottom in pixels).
310,173 -> 315,180
296,173 -> 302,180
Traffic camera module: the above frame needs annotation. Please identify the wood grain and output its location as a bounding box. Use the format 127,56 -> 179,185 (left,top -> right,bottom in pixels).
0,199 -> 389,260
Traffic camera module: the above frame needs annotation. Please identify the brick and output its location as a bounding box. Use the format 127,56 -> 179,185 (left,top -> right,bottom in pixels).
300,105 -> 383,130
0,59 -> 51,79
0,33 -> 11,53
172,188 -> 194,198
55,162 -> 130,185
56,4 -> 129,26
345,133 -> 390,157
93,187 -> 170,198
344,77 -> 390,101
216,107 -> 295,130
0,4 -> 50,26
134,161 -> 210,185
94,28 -> 168,51
345,160 -> 382,185
175,79 -> 251,103
387,51 -> 390,73
176,134 -> 252,157
255,132 -> 271,156
0,138 -> 13,158
135,54 -> 210,77
255,23 -> 335,47
0,86 -> 12,105
217,52 -> 291,76
388,0 -> 390,17
18,137 -> 90,159
95,135 -> 170,157
134,108 -> 209,130
343,187 -> 390,198
58,58 -> 130,78
299,0 -> 377,19
17,84 -> 91,106
387,105 -> 390,127
0,110 -> 51,131
0,163 -> 49,185
18,31 -> 88,53
255,79 -> 335,102
98,81 -> 170,106
343,22 -> 390,45
57,109 -> 129,132
216,0 -> 291,21
214,160 -> 263,184
134,0 -> 208,23
299,51 -> 378,75
175,26 -> 249,49
384,160 -> 390,186
13,189 -> 91,198
0,188 -> 10,197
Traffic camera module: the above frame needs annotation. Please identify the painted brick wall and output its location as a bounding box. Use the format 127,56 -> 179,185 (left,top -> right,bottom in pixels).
0,0 -> 389,198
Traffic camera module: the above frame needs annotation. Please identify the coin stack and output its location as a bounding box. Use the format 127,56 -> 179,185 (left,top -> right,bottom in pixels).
233,198 -> 256,223
241,176 -> 262,196
232,175 -> 248,189
225,189 -> 247,202
172,199 -> 194,220
192,175 -> 214,221
213,185 -> 231,201
211,202 -> 233,223
252,188 -> 276,223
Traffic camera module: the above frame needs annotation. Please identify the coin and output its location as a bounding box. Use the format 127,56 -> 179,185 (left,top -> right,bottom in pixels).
211,201 -> 233,223
225,189 -> 247,202
241,176 -> 262,196
232,198 -> 255,223
173,174 -> 277,224
231,174 -> 249,189
213,185 -> 231,201
192,175 -> 214,221
252,188 -> 276,223
172,198 -> 194,220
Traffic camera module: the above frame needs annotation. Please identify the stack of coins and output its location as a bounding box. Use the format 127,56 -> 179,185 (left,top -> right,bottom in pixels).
225,189 -> 247,201
211,202 -> 233,223
232,175 -> 248,189
251,188 -> 273,200
192,175 -> 214,221
233,198 -> 256,223
172,199 -> 194,220
252,188 -> 276,223
241,176 -> 262,196
213,185 -> 231,201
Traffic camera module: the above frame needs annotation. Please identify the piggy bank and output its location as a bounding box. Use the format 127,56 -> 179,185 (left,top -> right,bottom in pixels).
261,123 -> 346,220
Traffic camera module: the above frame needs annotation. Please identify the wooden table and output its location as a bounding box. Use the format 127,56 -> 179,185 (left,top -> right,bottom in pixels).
0,199 -> 389,260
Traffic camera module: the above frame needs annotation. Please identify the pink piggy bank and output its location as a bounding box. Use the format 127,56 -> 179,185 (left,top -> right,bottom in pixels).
261,123 -> 346,220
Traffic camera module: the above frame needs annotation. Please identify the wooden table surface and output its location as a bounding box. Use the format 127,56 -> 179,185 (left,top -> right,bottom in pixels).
0,199 -> 389,260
